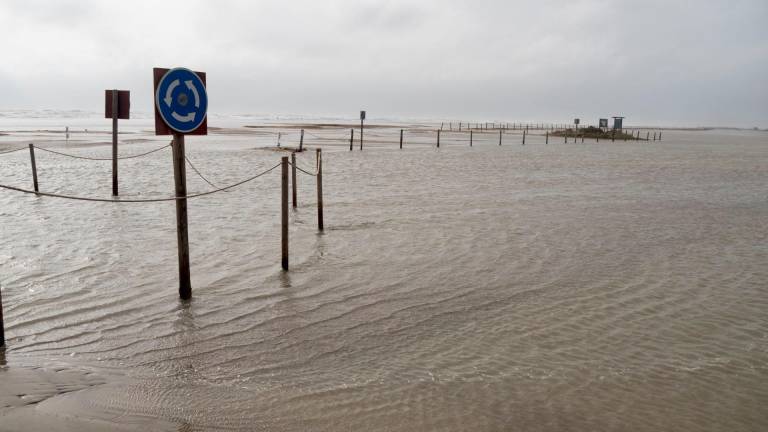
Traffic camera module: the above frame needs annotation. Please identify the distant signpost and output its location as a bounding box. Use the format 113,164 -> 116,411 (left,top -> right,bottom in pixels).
154,67 -> 208,300
105,89 -> 130,196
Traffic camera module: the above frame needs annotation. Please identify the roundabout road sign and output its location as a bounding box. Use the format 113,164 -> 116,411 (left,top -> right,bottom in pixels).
155,67 -> 208,134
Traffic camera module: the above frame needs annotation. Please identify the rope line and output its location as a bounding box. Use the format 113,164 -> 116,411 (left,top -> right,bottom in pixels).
0,146 -> 28,155
185,155 -> 227,191
34,143 -> 171,161
0,162 -> 281,203
287,161 -> 318,177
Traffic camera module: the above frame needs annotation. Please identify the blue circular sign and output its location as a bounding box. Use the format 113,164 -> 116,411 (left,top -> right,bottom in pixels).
155,68 -> 208,133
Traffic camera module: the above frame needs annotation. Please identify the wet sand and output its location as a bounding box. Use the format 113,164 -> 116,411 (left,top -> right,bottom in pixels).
1,121 -> 767,431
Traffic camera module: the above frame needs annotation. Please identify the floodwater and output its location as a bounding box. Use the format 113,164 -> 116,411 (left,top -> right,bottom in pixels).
0,116 -> 767,431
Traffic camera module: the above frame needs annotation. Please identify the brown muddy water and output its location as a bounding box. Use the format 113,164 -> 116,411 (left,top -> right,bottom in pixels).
0,123 -> 767,431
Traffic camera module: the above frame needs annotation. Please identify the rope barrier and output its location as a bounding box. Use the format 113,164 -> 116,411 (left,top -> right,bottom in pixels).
0,146 -> 28,155
185,154 -> 227,191
0,162 -> 281,203
288,161 -> 318,177
34,143 -> 171,161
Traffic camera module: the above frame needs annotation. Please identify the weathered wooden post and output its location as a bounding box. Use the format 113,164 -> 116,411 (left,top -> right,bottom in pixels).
653,132 -> 657,141
299,129 -> 304,152
316,149 -> 324,231
658,132 -> 662,141
291,151 -> 297,208
437,129 -> 440,148
349,129 -> 354,151
171,134 -> 191,299
281,156 -> 289,270
360,110 -> 365,150
522,129 -> 526,145
646,132 -> 650,141
111,89 -> 119,196
400,129 -> 403,149
27,144 -> 39,193
564,130 -> 568,144
0,284 -> 5,347
499,129 -> 502,145
545,131 -> 549,144
470,130 -> 473,147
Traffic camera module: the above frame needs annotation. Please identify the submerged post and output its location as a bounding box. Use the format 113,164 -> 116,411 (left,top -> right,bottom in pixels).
299,129 -> 304,152
658,131 -> 662,141
400,129 -> 403,149
291,151 -> 297,208
470,130 -> 473,147
0,283 -> 4,346
545,131 -> 549,144
564,130 -> 568,144
522,130 -> 526,145
28,144 -> 39,194
646,131 -> 650,141
316,149 -> 324,231
437,129 -> 440,148
349,129 -> 354,151
111,89 -> 119,196
281,156 -> 289,270
171,134 -> 191,299
499,129 -> 502,145
653,132 -> 657,141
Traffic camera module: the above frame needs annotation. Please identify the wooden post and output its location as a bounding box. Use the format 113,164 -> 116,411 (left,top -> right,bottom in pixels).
470,130 -> 473,147
360,119 -> 364,150
646,132 -> 650,141
299,129 -> 304,152
0,282 -> 4,347
349,129 -> 354,151
111,89 -> 119,196
499,129 -> 502,145
582,134 -> 585,143
281,156 -> 289,270
316,149 -> 324,231
28,144 -> 39,194
564,130 -> 568,144
545,131 -> 549,144
291,152 -> 297,208
171,134 -> 191,299
653,132 -> 657,141
658,131 -> 662,141
437,129 -> 440,148
522,130 -> 526,145
400,129 -> 403,149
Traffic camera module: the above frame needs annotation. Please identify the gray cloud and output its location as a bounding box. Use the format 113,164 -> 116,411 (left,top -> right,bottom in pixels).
0,0 -> 765,127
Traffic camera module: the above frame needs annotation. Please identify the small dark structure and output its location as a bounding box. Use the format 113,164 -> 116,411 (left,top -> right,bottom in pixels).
599,118 -> 608,129
612,116 -> 625,130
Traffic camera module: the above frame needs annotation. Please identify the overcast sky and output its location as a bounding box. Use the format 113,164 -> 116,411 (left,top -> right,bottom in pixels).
1,0 -> 766,127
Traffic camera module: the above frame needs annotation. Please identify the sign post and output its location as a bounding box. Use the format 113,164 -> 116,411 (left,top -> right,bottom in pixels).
360,110 -> 366,150
154,67 -> 208,300
105,89 -> 130,196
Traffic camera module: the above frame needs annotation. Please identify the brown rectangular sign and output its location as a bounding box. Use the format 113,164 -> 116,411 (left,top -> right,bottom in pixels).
105,90 -> 130,119
153,68 -> 208,136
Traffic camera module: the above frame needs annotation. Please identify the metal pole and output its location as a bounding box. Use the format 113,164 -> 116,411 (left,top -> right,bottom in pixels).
171,134 -> 191,299
360,119 -> 364,150
112,89 -> 119,196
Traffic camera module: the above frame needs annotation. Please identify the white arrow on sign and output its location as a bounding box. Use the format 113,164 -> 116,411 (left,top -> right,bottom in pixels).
164,79 -> 180,107
172,111 -> 196,123
185,80 -> 200,108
